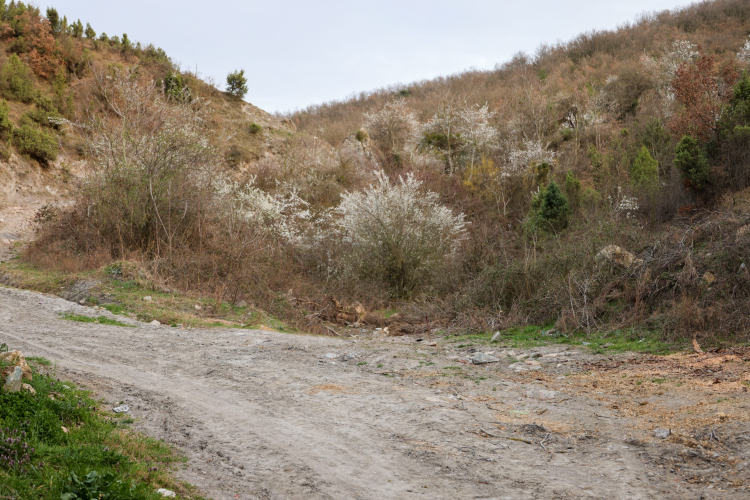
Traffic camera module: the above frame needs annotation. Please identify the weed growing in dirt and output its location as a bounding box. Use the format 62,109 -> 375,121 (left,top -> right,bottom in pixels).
0,357 -> 205,499
61,313 -> 133,327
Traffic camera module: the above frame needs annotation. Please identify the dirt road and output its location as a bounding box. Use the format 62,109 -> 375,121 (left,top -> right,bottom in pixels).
1,285 -> 748,499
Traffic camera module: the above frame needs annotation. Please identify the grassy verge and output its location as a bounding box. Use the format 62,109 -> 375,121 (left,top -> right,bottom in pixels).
0,260 -> 289,331
0,356 -> 206,500
62,313 -> 134,328
447,325 -> 681,355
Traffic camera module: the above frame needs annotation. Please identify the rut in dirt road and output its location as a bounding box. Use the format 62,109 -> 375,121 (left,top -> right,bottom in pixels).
1,285 -> 746,500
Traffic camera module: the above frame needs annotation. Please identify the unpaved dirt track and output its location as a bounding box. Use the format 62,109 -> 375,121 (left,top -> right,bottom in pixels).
1,285 -> 748,499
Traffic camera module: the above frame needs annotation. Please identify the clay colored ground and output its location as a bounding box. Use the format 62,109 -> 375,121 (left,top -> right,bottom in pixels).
1,285 -> 749,499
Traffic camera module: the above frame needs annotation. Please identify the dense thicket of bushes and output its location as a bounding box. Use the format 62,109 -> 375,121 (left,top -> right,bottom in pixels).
24,0 -> 750,343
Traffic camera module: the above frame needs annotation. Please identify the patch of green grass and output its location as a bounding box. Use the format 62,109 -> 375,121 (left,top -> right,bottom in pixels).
102,304 -> 126,315
484,325 -> 677,354
26,356 -> 51,367
443,366 -> 462,370
377,364 -> 384,368
357,362 -> 367,366
651,378 -> 668,384
0,352 -> 205,499
61,314 -> 134,328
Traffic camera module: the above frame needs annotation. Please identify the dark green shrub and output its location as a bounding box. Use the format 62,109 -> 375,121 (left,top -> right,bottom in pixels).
0,99 -> 13,139
631,145 -> 658,190
162,71 -> 191,102
84,23 -> 96,39
24,95 -> 62,128
0,54 -> 36,103
248,122 -> 262,134
13,124 -> 58,163
539,180 -> 571,230
674,135 -> 710,189
226,69 -> 248,98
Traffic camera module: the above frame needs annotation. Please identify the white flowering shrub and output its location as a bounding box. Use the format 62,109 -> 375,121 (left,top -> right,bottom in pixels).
641,40 -> 700,112
608,187 -> 640,219
363,100 -> 420,156
737,37 -> 750,67
335,170 -> 466,298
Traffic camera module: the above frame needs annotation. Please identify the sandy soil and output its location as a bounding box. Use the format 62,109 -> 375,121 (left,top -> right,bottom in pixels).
1,285 -> 749,499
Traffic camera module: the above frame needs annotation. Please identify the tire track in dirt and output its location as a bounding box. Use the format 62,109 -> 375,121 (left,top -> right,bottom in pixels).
1,285 -> 744,499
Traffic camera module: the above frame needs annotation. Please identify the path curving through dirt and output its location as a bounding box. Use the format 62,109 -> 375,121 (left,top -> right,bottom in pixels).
1,285 -> 748,499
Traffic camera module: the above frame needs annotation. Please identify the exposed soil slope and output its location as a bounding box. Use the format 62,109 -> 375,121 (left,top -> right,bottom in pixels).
1,285 -> 748,499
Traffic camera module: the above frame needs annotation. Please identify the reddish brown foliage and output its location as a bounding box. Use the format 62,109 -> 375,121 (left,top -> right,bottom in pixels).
669,52 -> 736,142
13,12 -> 62,79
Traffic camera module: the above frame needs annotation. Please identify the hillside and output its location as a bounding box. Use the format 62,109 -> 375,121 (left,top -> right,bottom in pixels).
1,0 -> 750,347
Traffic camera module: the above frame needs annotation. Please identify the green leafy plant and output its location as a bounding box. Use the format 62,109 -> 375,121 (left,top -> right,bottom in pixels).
61,471 -> 149,500
631,145 -> 659,190
226,69 -> 248,98
12,124 -> 58,163
0,54 -> 36,103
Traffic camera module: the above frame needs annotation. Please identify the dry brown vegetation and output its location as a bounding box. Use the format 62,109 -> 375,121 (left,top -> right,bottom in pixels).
12,0 -> 750,344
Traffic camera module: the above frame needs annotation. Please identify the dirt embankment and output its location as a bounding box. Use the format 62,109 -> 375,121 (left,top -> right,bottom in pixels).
1,285 -> 749,499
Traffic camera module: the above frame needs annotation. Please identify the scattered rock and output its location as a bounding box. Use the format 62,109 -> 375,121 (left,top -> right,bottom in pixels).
530,352 -> 542,359
594,245 -> 642,268
517,353 -> 530,360
194,304 -> 202,310
113,404 -> 130,413
3,366 -> 23,392
524,360 -> 541,366
0,351 -> 32,380
471,352 -> 499,365
150,320 -> 161,326
143,296 -> 153,301
526,389 -> 561,400
338,353 -> 356,362
654,428 -> 671,439
491,331 -> 502,342
157,489 -> 176,498
236,300 -> 248,308
21,383 -> 35,395
325,353 -> 337,359
511,363 -> 542,372
61,426 -> 69,433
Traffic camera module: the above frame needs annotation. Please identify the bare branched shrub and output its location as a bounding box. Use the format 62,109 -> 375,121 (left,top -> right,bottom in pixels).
73,65 -> 218,257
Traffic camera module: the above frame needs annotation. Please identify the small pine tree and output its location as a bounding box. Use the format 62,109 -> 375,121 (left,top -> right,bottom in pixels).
631,145 -> 659,190
121,33 -> 132,50
46,8 -> 60,33
226,69 -> 248,98
72,19 -> 83,37
674,136 -> 711,189
539,180 -> 571,230
84,22 -> 95,40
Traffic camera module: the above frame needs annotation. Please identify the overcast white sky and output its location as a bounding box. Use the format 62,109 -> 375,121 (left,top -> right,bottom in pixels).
49,1 -> 697,113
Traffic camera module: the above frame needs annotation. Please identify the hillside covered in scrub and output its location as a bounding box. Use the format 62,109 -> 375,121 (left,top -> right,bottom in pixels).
5,0 -> 750,344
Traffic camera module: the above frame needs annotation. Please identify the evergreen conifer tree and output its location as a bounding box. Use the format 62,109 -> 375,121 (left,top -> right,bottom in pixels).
539,180 -> 571,230
84,22 -> 95,39
226,69 -> 248,98
674,136 -> 710,189
631,145 -> 659,190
